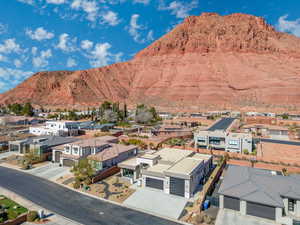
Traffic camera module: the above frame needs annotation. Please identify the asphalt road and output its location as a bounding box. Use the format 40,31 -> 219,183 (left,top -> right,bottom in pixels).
0,166 -> 181,225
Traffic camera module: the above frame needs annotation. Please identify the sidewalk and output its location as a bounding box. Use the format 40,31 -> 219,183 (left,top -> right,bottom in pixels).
0,187 -> 82,225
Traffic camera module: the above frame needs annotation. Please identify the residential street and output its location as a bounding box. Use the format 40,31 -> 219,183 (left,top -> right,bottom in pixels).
0,166 -> 181,225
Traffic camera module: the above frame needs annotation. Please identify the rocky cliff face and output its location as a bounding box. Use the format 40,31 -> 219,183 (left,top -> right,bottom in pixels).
1,13 -> 300,111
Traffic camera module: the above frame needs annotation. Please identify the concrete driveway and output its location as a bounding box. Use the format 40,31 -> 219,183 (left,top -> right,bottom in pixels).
216,209 -> 279,225
26,163 -> 71,181
0,151 -> 15,160
124,187 -> 188,220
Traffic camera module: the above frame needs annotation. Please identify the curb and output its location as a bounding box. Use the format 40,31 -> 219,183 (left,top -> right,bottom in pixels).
0,164 -> 191,225
0,186 -> 82,225
56,180 -> 191,225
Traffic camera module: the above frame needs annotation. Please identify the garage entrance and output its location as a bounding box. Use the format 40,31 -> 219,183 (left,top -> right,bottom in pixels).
54,151 -> 62,163
145,177 -> 164,190
169,177 -> 185,197
246,201 -> 276,220
224,196 -> 240,211
63,159 -> 75,167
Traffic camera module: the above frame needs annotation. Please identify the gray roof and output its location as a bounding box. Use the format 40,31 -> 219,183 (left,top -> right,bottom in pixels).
207,118 -> 235,131
218,165 -> 300,208
25,136 -> 78,148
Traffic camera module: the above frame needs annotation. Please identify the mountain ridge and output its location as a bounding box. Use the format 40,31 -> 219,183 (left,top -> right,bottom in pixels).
1,12 -> 300,111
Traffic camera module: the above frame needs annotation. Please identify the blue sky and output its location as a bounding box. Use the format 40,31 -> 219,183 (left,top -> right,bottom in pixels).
0,0 -> 300,93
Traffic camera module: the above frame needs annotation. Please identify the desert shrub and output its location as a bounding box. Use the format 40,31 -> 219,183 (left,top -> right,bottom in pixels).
193,213 -> 204,224
203,214 -> 213,224
27,211 -> 38,222
73,180 -> 81,189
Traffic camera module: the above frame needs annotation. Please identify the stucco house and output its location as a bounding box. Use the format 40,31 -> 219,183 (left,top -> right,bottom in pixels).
118,148 -> 213,198
219,165 -> 300,225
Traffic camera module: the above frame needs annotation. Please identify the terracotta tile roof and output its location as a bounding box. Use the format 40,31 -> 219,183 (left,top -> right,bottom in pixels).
87,144 -> 136,162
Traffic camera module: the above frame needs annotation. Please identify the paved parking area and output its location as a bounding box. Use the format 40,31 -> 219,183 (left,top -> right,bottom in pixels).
123,187 -> 188,220
26,163 -> 71,181
216,209 -> 278,225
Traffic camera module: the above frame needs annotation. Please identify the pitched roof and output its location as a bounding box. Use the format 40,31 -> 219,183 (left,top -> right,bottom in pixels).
218,165 -> 300,208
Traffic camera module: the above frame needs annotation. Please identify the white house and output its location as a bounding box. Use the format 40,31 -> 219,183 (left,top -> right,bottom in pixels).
29,121 -> 79,136
119,148 -> 213,198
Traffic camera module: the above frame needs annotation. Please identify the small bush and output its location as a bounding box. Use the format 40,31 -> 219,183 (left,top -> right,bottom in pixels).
7,210 -> 19,220
27,211 -> 38,222
73,180 -> 81,189
203,215 -> 213,224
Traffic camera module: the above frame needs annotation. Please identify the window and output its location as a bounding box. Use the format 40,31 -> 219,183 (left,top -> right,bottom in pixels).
64,146 -> 70,153
288,199 -> 296,212
123,168 -> 134,178
73,147 -> 79,155
228,140 -> 239,146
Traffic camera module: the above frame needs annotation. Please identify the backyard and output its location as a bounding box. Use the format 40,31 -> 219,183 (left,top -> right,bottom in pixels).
0,195 -> 28,223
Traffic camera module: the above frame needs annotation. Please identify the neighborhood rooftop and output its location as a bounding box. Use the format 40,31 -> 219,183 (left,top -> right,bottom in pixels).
87,144 -> 137,162
218,165 -> 300,208
207,117 -> 235,131
165,153 -> 211,176
68,136 -> 117,147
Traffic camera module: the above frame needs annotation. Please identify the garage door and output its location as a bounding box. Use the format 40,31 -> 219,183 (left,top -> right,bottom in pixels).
63,159 -> 75,167
145,177 -> 164,190
170,177 -> 185,197
54,151 -> 61,163
246,201 -> 276,220
224,196 -> 240,211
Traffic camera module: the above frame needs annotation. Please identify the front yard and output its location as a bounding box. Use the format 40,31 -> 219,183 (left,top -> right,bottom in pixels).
70,174 -> 135,203
0,195 -> 28,223
87,175 -> 135,203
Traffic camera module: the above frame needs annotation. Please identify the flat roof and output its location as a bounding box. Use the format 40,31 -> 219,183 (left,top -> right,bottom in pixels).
118,157 -> 139,169
207,118 -> 235,131
153,148 -> 193,164
227,132 -> 252,139
165,153 -> 211,176
139,153 -> 160,160
218,165 -> 300,208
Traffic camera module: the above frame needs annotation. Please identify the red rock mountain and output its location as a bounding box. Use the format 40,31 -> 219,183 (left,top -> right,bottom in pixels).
1,13 -> 300,111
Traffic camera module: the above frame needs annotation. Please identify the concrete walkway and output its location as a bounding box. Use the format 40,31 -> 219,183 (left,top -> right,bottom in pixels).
124,187 -> 188,220
0,151 -> 15,160
216,209 -> 279,225
0,186 -> 81,225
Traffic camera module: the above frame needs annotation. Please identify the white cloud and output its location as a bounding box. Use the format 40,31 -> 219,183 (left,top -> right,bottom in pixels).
56,33 -> 77,52
128,14 -> 153,43
0,67 -> 34,93
133,0 -> 150,4
0,23 -> 7,34
46,0 -> 66,4
71,0 -> 99,22
0,54 -> 7,62
17,0 -> 34,5
0,67 -> 33,82
31,47 -> 38,55
146,30 -> 154,41
14,59 -> 23,68
158,0 -> 198,18
67,57 -> 77,67
128,14 -> 144,43
26,27 -> 55,41
277,15 -> 300,37
81,40 -> 93,50
0,39 -> 22,54
32,49 -> 52,68
88,42 -> 123,67
101,11 -> 120,26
